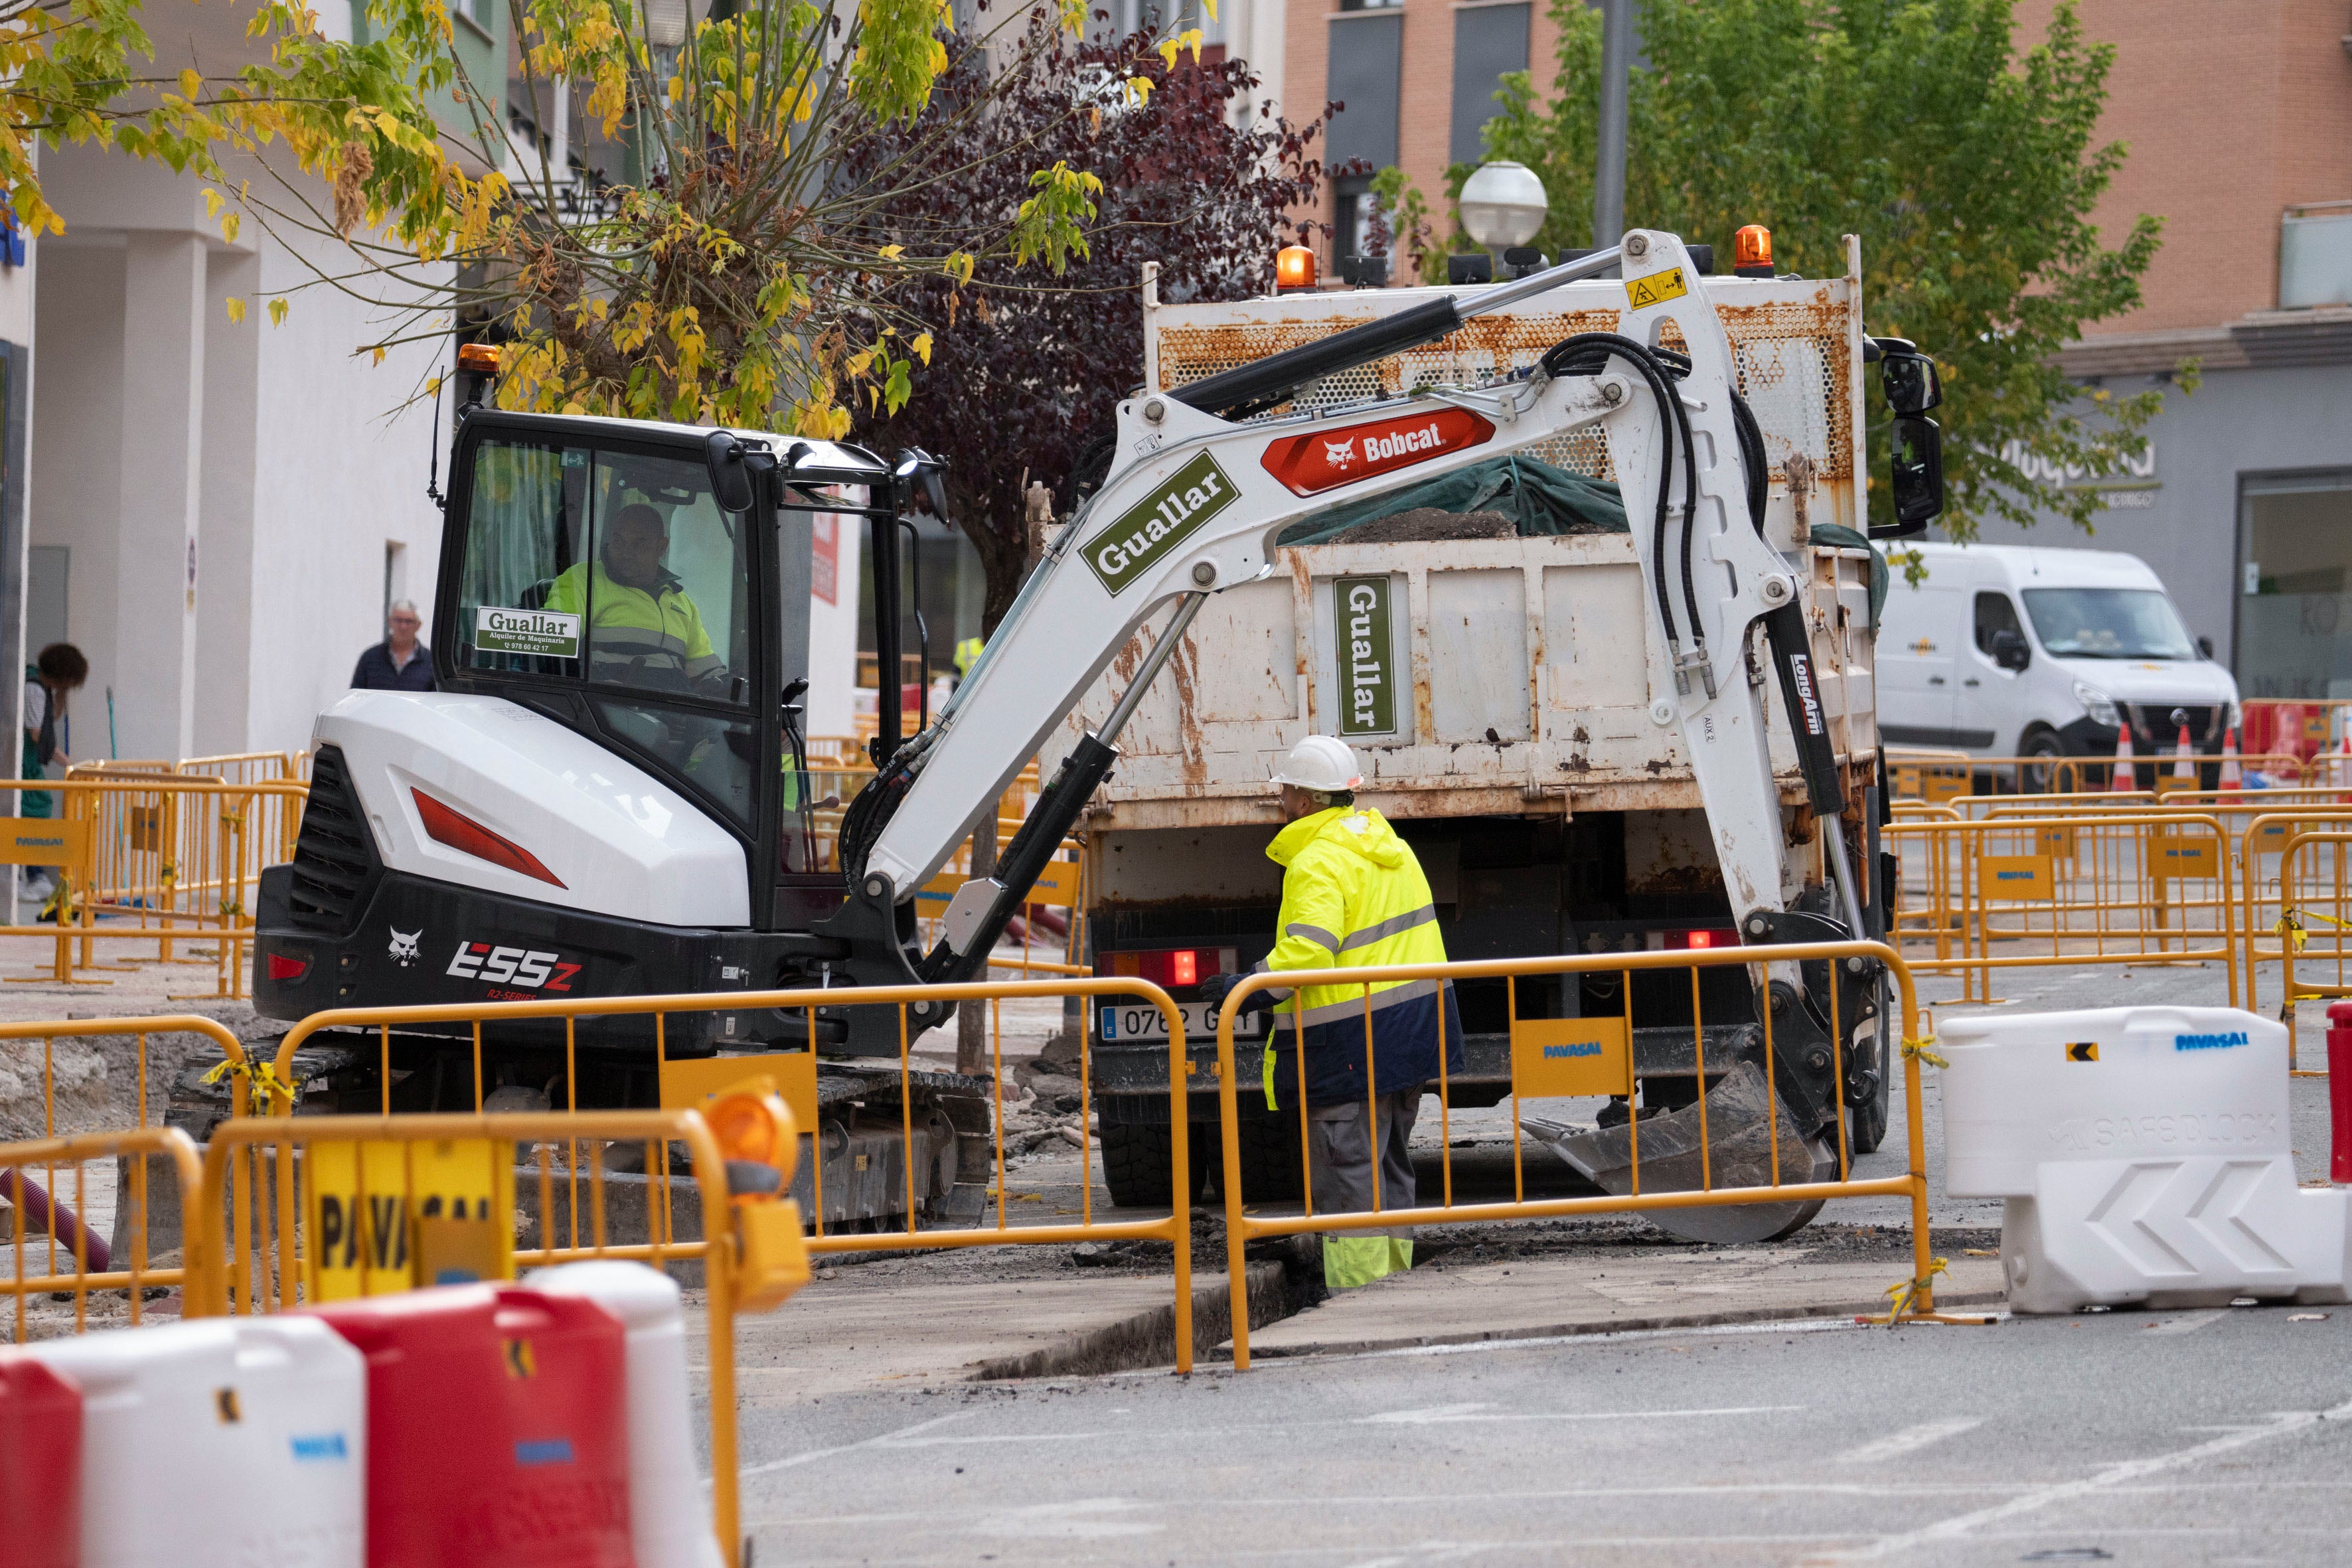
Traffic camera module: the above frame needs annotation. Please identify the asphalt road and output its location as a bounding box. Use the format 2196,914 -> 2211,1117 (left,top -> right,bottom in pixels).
736,1302 -> 2352,1567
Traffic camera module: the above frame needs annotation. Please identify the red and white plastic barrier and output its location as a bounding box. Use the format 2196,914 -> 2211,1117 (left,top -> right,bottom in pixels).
8,1316 -> 366,1567
528,1262 -> 726,1568
0,1263 -> 723,1568
0,1355 -> 81,1568
313,1283 -> 635,1568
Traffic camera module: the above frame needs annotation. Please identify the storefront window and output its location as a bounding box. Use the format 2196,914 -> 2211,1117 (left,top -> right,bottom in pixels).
2236,471 -> 2352,699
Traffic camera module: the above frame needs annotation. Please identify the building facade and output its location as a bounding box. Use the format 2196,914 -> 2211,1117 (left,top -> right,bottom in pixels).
1281,0 -> 1557,263
1261,1 -> 2352,705
4,0 -> 509,769
1970,1 -> 2352,707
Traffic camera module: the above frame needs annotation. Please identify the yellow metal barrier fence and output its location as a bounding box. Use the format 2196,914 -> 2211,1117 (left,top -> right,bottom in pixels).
188,1105 -> 769,1560
2267,829 -> 2352,1071
0,1014 -> 266,1328
175,751 -> 303,787
2,1125 -> 204,1342
1213,941 -> 1965,1368
0,779 -> 306,994
1887,813 -> 2240,1004
258,975 -> 1198,1363
1888,751 -> 2306,802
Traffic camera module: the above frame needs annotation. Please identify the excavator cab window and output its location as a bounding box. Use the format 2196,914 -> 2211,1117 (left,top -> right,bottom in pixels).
452,433 -> 771,831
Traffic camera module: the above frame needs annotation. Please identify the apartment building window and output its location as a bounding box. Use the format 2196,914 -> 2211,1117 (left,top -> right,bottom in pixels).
1326,8 -> 1403,179
1333,176 -> 1377,260
1450,3 -> 1529,165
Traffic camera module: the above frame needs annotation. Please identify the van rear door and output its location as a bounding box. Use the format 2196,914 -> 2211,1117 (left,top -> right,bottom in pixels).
1879,583 -> 1965,748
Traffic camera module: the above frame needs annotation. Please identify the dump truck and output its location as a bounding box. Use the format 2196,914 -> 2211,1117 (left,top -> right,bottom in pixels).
1056,238 -> 1904,1240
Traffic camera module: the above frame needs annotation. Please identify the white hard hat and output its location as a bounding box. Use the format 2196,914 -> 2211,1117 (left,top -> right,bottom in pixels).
1269,735 -> 1364,792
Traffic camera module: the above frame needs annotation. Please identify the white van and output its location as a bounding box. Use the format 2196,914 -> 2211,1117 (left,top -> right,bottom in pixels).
1878,542 -> 2239,773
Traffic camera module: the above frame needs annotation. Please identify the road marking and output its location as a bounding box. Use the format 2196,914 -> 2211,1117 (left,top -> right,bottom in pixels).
1340,1541 -> 1500,1567
1820,1396 -> 2352,1562
1365,1314 -> 1869,1360
736,1413 -> 973,1479
1837,1417 -> 1984,1464
2143,1310 -> 2227,1334
967,1499 -> 1158,1539
1361,1403 -> 1804,1425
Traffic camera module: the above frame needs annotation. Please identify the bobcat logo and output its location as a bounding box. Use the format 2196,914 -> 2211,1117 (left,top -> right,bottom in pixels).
387,927 -> 422,967
1322,437 -> 1357,471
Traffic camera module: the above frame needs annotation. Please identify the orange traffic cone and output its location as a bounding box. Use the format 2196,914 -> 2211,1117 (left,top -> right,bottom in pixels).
2219,727 -> 2243,803
2170,720 -> 2195,797
2110,722 -> 2136,793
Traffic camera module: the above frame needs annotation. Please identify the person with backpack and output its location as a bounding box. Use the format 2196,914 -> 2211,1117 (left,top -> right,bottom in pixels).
21,642 -> 88,905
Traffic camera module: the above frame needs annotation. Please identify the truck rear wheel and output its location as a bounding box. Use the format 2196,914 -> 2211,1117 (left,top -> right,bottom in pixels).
1101,1122 -> 1210,1208
1229,1116 -> 1305,1202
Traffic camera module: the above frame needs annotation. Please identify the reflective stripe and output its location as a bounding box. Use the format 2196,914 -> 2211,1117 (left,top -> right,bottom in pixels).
595,625 -> 694,657
1323,1234 -> 1409,1289
1285,921 -> 1342,953
1287,975 -> 1442,1030
1338,903 -> 1437,952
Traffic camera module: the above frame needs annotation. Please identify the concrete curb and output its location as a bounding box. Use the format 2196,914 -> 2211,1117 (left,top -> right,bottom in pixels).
969,1261 -> 1298,1381
1219,1289 -> 2011,1360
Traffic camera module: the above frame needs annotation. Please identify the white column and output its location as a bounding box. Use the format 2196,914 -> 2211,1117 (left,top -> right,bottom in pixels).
114,232 -> 206,761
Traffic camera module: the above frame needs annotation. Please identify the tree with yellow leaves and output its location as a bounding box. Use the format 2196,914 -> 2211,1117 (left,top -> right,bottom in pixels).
1,0 -> 1133,437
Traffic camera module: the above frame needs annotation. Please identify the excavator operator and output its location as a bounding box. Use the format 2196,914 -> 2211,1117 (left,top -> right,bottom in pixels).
545,502 -> 728,695
1198,735 -> 1464,1289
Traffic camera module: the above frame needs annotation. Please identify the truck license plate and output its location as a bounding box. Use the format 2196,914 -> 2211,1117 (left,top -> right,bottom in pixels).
1099,1002 -> 1263,1042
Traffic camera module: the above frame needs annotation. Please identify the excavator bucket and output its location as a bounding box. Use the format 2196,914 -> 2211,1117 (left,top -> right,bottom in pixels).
1522,1061 -> 1836,1244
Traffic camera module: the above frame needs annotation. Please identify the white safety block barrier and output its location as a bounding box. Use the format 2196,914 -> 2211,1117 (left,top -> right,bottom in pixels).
528,1258 -> 726,1568
1942,1005 -> 2351,1313
31,1316 -> 366,1568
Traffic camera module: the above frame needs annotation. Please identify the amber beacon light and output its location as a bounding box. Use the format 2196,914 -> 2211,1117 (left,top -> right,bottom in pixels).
1733,224 -> 1774,278
1275,244 -> 1317,293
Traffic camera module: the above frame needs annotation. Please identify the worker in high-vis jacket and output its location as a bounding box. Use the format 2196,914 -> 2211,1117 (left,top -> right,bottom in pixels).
1199,736 -> 1462,1288
544,503 -> 726,694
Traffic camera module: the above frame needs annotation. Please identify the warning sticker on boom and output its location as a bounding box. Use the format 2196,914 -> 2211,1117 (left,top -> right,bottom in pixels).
1625,266 -> 1690,311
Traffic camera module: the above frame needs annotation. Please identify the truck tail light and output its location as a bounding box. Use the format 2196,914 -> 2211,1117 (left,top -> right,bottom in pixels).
1667,929 -> 1739,950
1105,947 -> 1238,988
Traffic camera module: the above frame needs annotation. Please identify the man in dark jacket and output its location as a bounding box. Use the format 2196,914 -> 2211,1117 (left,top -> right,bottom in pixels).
352,600 -> 435,691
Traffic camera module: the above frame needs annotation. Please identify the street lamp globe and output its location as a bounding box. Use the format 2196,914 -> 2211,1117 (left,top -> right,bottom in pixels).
1458,161 -> 1549,250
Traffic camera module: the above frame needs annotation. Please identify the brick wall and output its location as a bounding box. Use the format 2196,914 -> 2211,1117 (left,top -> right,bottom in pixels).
1286,0 -> 1563,277
1273,1 -> 2351,316
2015,0 -> 2352,334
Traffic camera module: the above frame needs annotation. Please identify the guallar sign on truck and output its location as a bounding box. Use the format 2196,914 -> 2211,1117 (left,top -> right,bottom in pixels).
1046,246 -> 1890,1224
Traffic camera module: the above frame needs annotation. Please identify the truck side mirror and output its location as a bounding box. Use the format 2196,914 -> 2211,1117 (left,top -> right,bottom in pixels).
1881,413 -> 1944,536
1875,340 -> 1942,414
2197,635 -> 2216,660
1991,628 -> 2030,672
706,430 -> 757,514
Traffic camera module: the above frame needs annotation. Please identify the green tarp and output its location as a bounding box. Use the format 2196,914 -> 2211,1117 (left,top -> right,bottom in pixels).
1275,455 -> 1628,546
1277,454 -> 1889,629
